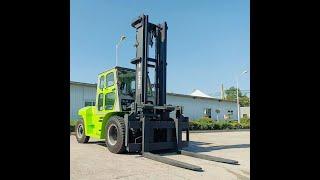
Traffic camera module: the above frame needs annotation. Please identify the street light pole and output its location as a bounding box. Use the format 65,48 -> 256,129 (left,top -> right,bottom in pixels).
115,35 -> 126,66
116,44 -> 118,66
236,77 -> 240,123
236,70 -> 248,123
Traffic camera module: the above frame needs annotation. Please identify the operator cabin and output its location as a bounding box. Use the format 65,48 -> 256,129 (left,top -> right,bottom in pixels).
70,81 -> 237,121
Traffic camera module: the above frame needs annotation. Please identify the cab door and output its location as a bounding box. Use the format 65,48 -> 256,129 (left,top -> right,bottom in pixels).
93,74 -> 106,138
104,71 -> 117,112
93,70 -> 117,138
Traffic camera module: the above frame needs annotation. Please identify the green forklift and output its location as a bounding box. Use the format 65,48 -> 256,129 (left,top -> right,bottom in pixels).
75,14 -> 238,171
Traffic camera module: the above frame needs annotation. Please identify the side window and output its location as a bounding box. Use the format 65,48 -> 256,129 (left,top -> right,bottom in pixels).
204,108 -> 212,118
97,93 -> 104,111
106,73 -> 114,87
85,101 -> 95,107
99,76 -> 105,89
105,92 -> 115,110
131,80 -> 135,91
227,110 -> 234,119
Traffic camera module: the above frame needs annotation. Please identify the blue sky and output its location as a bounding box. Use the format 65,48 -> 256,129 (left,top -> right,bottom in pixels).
71,0 -> 250,97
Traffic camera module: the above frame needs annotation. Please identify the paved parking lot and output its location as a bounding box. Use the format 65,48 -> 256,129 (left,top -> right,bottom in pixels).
71,131 -> 250,180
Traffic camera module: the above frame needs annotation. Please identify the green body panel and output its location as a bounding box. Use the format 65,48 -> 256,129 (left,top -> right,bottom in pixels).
78,68 -> 128,139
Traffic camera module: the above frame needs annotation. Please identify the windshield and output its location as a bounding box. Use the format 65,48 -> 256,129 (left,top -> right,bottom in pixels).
118,69 -> 154,98
118,70 -> 136,97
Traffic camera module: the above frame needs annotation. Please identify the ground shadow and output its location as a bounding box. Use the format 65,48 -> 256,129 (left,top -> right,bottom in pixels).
87,140 -> 106,147
88,140 -> 140,155
183,141 -> 250,153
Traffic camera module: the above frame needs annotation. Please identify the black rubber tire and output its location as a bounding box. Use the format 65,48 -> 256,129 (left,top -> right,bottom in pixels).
75,119 -> 90,143
105,116 -> 126,154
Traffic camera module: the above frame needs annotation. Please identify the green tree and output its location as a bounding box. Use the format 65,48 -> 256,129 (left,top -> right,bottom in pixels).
239,95 -> 250,107
225,86 -> 250,107
225,87 -> 239,101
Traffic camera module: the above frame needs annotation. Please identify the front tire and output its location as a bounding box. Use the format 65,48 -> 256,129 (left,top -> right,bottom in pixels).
105,116 -> 126,154
76,119 -> 90,143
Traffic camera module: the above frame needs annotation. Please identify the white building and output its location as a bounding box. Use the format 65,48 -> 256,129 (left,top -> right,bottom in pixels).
70,81 -> 96,120
240,107 -> 250,118
70,81 -> 238,121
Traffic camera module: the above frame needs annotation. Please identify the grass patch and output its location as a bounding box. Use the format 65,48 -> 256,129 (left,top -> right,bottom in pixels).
189,117 -> 250,130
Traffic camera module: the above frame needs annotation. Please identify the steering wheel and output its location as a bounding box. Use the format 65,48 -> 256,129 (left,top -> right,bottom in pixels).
129,89 -> 136,97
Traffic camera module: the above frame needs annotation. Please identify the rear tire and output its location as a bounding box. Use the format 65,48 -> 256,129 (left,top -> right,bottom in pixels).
76,119 -> 90,143
105,116 -> 126,154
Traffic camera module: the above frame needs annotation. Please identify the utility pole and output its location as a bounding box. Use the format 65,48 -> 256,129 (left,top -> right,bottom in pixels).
115,35 -> 126,66
236,70 -> 248,123
236,79 -> 240,123
221,84 -> 224,99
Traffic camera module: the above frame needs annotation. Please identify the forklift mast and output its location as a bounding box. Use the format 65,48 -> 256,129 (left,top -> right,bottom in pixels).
131,14 -> 167,107
124,14 -> 189,153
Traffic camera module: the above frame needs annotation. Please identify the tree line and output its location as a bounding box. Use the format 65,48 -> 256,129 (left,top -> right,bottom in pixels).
224,87 -> 250,107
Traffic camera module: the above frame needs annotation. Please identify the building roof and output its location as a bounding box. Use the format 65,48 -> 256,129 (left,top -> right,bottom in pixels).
70,81 -> 97,87
190,89 -> 213,98
70,81 -> 236,103
167,92 -> 235,102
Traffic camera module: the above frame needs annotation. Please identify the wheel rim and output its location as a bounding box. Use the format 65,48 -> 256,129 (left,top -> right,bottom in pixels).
77,124 -> 84,138
108,124 -> 118,146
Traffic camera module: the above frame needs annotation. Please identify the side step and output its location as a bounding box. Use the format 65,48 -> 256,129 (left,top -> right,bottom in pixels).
179,150 -> 239,165
142,152 -> 203,172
